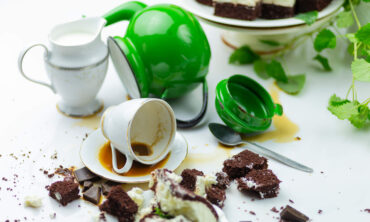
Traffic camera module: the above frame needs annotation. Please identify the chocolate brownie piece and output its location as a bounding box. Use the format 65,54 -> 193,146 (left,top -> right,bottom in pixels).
214,172 -> 230,190
206,186 -> 226,208
237,169 -> 280,198
48,178 -> 80,206
261,4 -> 295,19
223,150 -> 268,179
295,0 -> 332,13
99,186 -> 138,222
214,2 -> 262,21
180,169 -> 204,192
196,0 -> 213,6
280,205 -> 309,222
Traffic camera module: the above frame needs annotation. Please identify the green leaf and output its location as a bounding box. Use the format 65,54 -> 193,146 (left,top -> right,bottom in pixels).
314,29 -> 337,52
276,74 -> 306,95
313,54 -> 332,71
295,11 -> 318,25
328,94 -> 350,107
336,11 -> 354,28
328,101 -> 359,120
259,39 -> 281,46
229,46 -> 260,65
351,59 -> 370,82
266,60 -> 288,82
253,60 -> 270,79
154,208 -> 172,219
345,33 -> 357,43
349,105 -> 370,128
355,23 -> 370,45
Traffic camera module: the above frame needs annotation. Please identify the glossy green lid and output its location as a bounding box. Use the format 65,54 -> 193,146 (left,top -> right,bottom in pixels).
215,75 -> 283,134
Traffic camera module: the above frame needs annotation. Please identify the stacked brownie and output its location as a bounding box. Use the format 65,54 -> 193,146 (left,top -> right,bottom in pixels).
222,149 -> 281,199
179,169 -> 229,208
198,0 -> 333,20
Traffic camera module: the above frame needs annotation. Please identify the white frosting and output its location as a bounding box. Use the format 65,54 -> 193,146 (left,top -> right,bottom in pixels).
143,215 -> 191,222
152,170 -> 218,222
214,0 -> 261,7
262,0 -> 295,7
194,175 -> 217,197
128,187 -> 145,208
24,195 -> 43,208
241,177 -> 259,188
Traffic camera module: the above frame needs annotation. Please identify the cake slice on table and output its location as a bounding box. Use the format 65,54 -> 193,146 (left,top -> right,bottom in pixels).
214,0 -> 262,20
295,0 -> 332,13
179,169 -> 226,208
99,186 -> 138,222
196,0 -> 214,6
261,0 -> 296,19
237,169 -> 281,198
223,149 -> 268,179
149,169 -> 219,222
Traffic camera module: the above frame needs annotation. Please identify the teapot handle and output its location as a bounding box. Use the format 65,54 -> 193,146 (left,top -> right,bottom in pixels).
161,79 -> 208,129
103,1 -> 147,26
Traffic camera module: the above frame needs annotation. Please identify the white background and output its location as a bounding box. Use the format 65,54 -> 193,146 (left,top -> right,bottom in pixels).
0,0 -> 369,221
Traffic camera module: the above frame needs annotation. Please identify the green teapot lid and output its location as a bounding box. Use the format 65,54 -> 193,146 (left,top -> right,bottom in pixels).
215,75 -> 283,134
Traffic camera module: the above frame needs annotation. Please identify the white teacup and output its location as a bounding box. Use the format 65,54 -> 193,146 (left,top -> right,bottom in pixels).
101,99 -> 176,174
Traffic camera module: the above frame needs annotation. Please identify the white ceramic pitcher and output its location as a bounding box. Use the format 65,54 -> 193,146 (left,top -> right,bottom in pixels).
18,17 -> 108,117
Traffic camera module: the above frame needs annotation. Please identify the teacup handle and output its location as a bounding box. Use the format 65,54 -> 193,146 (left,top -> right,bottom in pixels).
18,43 -> 55,93
111,144 -> 133,174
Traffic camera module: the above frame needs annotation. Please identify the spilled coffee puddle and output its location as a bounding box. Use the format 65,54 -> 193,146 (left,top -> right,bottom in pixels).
243,85 -> 299,143
98,142 -> 170,177
73,114 -> 101,129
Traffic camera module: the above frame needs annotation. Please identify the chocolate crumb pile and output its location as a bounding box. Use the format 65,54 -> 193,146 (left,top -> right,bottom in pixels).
222,149 -> 281,199
99,186 -> 138,222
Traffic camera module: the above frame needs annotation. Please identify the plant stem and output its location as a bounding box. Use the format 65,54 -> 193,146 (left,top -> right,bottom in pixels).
349,0 -> 361,29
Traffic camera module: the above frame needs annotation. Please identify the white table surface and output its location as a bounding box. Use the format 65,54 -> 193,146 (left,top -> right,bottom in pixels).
1,0 -> 369,221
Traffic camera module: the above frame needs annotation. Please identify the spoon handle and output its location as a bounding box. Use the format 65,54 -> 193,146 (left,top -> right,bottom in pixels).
242,141 -> 313,173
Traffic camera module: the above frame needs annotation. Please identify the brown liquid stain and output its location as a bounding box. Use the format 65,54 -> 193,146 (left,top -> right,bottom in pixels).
175,147 -> 231,174
98,142 -> 170,177
122,183 -> 149,191
73,114 -> 101,129
244,85 -> 299,143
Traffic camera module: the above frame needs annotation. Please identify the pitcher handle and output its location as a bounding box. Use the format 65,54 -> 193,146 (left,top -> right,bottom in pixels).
162,79 -> 208,129
111,144 -> 133,174
103,1 -> 147,26
18,43 -> 55,93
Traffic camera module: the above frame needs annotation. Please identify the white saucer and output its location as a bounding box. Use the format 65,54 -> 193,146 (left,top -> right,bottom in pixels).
80,129 -> 188,183
178,0 -> 343,28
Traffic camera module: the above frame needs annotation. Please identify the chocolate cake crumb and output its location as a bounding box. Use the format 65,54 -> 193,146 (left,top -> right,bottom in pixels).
289,199 -> 294,204
295,136 -> 301,141
364,209 -> 370,213
99,186 -> 138,221
318,209 -> 323,214
237,169 -> 280,198
48,178 -> 80,206
215,172 -> 230,190
99,213 -> 107,221
249,211 -> 256,215
180,169 -> 204,192
206,186 -> 226,208
280,205 -> 309,222
271,207 -> 279,213
223,150 -> 268,179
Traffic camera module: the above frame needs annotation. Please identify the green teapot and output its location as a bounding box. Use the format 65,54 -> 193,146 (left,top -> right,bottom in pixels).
103,1 -> 211,128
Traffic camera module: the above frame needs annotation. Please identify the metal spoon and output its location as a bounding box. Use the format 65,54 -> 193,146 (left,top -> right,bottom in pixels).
208,123 -> 313,173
